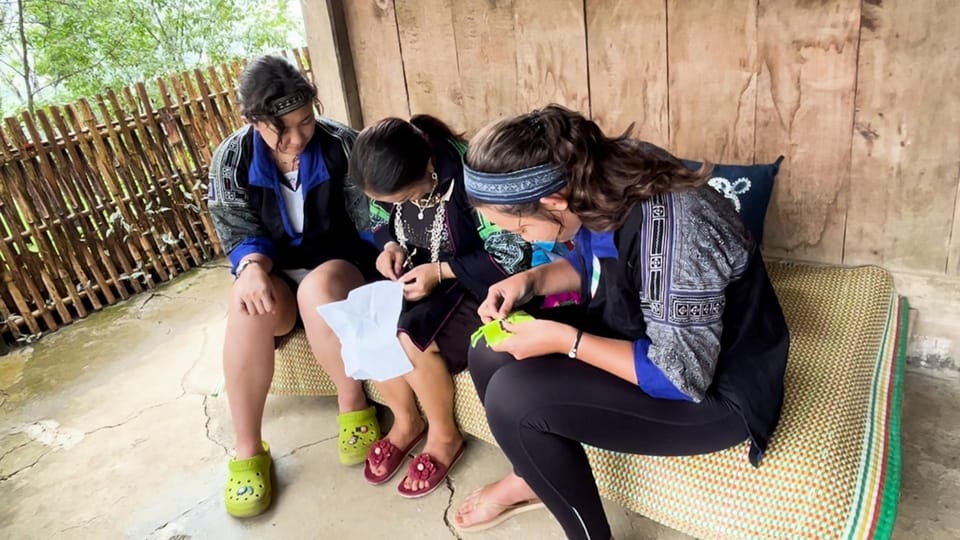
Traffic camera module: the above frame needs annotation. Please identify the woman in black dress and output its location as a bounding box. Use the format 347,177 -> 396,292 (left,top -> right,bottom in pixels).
345,115 -> 528,498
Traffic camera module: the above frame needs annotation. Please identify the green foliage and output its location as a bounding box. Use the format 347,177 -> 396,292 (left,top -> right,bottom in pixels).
0,0 -> 299,115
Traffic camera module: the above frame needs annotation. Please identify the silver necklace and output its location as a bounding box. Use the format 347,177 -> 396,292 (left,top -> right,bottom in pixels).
410,172 -> 441,220
393,178 -> 455,264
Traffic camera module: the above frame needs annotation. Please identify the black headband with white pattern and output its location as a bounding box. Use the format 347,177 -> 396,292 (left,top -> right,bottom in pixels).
267,91 -> 311,116
463,162 -> 566,204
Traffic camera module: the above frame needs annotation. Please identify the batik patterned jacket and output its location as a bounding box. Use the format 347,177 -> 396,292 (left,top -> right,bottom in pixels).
568,185 -> 789,465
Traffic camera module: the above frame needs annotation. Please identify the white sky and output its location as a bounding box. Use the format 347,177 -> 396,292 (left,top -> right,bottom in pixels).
287,1 -> 306,48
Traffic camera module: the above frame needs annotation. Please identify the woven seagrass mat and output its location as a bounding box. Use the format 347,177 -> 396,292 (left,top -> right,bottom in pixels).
269,262 -> 904,539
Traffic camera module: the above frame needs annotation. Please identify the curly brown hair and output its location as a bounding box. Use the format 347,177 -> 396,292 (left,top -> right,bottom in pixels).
465,104 -> 712,231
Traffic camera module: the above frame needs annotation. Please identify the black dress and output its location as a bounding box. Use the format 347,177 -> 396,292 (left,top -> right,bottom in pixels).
370,143 -> 530,373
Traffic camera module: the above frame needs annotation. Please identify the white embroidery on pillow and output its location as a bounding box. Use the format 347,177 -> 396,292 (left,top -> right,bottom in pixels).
707,176 -> 751,212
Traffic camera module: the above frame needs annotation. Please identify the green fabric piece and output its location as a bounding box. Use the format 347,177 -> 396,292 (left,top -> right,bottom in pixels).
470,311 -> 536,348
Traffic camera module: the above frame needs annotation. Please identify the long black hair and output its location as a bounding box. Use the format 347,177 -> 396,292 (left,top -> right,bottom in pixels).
350,115 -> 464,197
236,55 -> 319,146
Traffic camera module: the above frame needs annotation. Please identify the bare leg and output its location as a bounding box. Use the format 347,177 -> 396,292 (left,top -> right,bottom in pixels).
223,275 -> 297,459
367,376 -> 426,476
298,260 -> 368,413
397,334 -> 463,492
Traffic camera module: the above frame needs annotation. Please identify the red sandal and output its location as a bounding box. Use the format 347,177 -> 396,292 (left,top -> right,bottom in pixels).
397,443 -> 466,498
363,430 -> 426,486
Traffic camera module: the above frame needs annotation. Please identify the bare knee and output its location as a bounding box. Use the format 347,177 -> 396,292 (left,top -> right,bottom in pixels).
398,333 -> 444,369
397,332 -> 420,357
228,276 -> 296,337
297,260 -> 364,311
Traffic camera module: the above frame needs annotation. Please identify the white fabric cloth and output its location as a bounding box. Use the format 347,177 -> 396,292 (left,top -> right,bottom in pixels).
316,281 -> 412,381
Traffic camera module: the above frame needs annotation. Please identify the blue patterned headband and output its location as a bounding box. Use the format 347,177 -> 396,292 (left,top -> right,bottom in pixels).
463,162 -> 566,204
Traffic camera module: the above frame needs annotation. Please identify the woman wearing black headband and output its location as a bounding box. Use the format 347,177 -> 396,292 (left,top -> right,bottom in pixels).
207,55 -> 380,517
344,115 -> 529,498
453,105 -> 789,538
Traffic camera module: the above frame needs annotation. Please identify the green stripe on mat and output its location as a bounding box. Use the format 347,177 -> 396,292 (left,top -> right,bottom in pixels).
846,293 -> 893,539
874,296 -> 908,539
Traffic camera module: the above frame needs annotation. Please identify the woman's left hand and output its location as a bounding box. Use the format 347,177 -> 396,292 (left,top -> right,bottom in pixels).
401,263 -> 441,301
491,320 -> 578,360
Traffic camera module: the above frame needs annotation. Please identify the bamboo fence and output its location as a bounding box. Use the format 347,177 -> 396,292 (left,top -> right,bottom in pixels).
0,48 -> 314,347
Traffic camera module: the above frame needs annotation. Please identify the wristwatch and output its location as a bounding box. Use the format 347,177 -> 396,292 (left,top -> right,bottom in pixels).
235,259 -> 261,277
568,329 -> 584,359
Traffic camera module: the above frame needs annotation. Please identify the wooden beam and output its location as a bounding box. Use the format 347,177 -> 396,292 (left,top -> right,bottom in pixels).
300,0 -> 363,127
341,0 -> 410,125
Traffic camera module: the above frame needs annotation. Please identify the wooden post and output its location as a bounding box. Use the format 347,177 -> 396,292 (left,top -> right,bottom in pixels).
300,0 -> 362,127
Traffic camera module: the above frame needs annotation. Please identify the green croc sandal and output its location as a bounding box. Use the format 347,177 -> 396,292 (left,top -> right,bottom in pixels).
224,441 -> 272,518
338,405 -> 380,466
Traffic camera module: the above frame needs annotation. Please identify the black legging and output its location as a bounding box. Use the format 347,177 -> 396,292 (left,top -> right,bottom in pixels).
469,346 -> 748,540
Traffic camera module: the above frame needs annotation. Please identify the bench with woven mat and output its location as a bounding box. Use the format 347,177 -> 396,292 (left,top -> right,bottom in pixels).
270,262 -> 906,539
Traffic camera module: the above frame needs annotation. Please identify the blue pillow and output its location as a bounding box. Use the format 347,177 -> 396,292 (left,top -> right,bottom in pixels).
681,156 -> 784,243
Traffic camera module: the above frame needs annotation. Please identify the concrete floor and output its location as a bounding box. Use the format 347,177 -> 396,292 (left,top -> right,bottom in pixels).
0,263 -> 958,540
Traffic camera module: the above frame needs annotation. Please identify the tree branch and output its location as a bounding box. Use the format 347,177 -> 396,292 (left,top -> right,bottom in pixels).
0,70 -> 25,102
15,0 -> 33,113
0,57 -> 26,78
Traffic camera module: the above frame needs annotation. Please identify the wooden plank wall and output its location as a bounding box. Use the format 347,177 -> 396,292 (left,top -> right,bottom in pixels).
335,0 -> 960,280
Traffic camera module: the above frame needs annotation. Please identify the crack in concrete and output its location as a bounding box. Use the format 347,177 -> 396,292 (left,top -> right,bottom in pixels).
136,293 -> 157,319
202,395 -> 229,456
147,493 -> 216,539
0,447 -> 50,482
83,353 -> 200,436
179,327 -> 207,396
0,439 -> 32,464
442,476 -> 464,539
135,292 -> 177,319
85,395 -> 185,436
56,514 -> 103,536
276,434 -> 337,461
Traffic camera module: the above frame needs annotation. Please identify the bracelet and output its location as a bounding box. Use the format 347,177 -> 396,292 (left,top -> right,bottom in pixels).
567,329 -> 584,359
436,261 -> 443,286
235,259 -> 261,277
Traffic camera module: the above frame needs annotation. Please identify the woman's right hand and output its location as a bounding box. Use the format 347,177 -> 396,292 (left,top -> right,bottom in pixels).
236,263 -> 276,315
478,271 -> 536,323
376,242 -> 407,280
